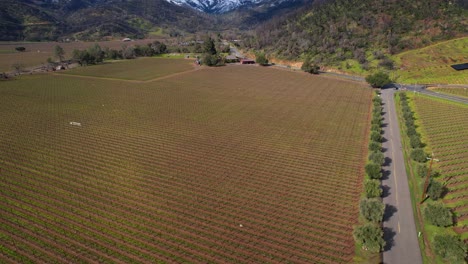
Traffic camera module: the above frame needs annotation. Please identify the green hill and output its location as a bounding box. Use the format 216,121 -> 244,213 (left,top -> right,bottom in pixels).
242,0 -> 468,76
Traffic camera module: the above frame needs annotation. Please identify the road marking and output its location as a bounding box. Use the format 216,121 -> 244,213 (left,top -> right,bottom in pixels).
398,221 -> 401,233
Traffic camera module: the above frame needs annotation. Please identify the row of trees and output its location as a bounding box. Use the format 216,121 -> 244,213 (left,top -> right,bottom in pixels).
399,93 -> 467,263
353,94 -> 386,253
50,41 -> 169,66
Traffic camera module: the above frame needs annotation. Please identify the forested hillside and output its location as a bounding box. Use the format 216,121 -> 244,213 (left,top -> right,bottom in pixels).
0,0 -> 216,41
242,0 -> 468,69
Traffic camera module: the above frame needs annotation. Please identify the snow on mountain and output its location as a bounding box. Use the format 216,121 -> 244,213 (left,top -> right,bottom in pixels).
167,0 -> 265,13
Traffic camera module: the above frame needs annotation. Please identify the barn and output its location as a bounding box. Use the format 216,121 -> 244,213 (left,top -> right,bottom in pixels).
240,58 -> 255,64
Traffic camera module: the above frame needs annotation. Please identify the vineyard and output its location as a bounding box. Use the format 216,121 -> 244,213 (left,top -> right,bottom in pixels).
60,57 -> 194,81
411,95 -> 468,240
0,65 -> 372,263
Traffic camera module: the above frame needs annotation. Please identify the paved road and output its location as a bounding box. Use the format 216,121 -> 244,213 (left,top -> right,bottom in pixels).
381,89 -> 423,264
402,85 -> 468,104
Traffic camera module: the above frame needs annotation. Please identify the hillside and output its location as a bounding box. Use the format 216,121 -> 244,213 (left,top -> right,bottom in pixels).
0,0 -> 217,41
242,0 -> 468,71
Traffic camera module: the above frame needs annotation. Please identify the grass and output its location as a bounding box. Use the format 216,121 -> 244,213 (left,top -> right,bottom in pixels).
61,57 -> 194,81
0,64 -> 372,262
394,37 -> 468,84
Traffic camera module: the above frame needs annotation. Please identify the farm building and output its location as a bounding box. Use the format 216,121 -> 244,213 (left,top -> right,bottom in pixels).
240,58 -> 255,64
122,38 -> 132,42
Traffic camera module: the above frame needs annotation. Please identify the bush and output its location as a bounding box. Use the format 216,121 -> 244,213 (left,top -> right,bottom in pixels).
365,180 -> 382,198
406,126 -> 418,137
424,203 -> 453,227
368,141 -> 381,152
410,148 -> 427,163
409,135 -> 422,148
427,179 -> 445,200
434,235 -> 467,264
353,223 -> 385,253
365,163 -> 382,179
365,71 -> 392,88
360,198 -> 385,223
369,151 -> 385,165
371,124 -> 381,132
15,47 -> 26,52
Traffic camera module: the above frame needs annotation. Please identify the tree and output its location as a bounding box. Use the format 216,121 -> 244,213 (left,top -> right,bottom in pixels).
256,53 -> 269,66
417,164 -> 428,178
409,135 -> 422,148
434,235 -> 467,264
365,71 -> 392,88
410,148 -> 427,163
301,56 -> 320,74
365,179 -> 382,198
427,179 -> 445,200
424,203 -> 453,227
54,45 -> 65,62
353,223 -> 385,253
150,41 -> 167,55
360,198 -> 385,223
370,131 -> 382,142
368,141 -> 381,152
365,163 -> 382,179
369,151 -> 385,165
87,44 -> 104,63
202,54 -> 223,67
203,36 -> 217,55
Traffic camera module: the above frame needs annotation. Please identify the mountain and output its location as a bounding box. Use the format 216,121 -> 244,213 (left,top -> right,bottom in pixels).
0,0 -> 217,41
168,0 -> 264,14
242,0 -> 468,68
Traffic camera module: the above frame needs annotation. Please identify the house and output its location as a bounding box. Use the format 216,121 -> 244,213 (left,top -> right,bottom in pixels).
240,58 -> 255,64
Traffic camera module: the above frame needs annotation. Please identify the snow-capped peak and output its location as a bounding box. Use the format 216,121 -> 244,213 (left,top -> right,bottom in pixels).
167,0 -> 264,13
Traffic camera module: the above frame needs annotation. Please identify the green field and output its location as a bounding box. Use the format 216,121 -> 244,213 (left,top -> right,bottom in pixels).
0,65 -> 372,263
394,37 -> 468,84
61,57 -> 195,81
409,95 -> 468,241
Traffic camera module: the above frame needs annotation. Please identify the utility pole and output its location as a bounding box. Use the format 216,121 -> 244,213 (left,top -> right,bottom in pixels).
420,152 -> 439,204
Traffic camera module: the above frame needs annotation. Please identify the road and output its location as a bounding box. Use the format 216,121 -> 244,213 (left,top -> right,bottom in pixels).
402,85 -> 468,104
381,89 -> 423,264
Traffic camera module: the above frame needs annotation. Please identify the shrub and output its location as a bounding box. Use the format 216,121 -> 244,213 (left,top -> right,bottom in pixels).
424,203 -> 453,227
365,71 -> 392,88
434,235 -> 467,264
360,198 -> 385,223
15,47 -> 26,52
353,223 -> 385,253
365,163 -> 382,179
410,148 -> 427,162
365,180 -> 382,198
